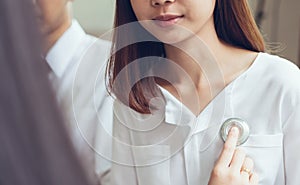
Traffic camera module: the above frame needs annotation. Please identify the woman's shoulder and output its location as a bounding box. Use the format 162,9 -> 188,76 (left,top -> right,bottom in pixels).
251,52 -> 300,112
255,52 -> 300,86
257,52 -> 299,72
244,52 -> 300,105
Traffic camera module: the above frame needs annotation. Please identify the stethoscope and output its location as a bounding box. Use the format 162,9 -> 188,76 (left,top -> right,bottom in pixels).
220,118 -> 250,146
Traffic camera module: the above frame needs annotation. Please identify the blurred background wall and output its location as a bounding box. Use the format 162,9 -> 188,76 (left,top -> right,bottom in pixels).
73,0 -> 115,36
249,0 -> 300,66
73,0 -> 300,66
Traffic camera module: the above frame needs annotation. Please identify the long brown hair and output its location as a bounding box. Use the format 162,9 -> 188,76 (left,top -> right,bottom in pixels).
107,0 -> 265,114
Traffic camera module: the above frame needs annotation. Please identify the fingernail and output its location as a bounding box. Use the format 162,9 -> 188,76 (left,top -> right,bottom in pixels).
230,127 -> 239,136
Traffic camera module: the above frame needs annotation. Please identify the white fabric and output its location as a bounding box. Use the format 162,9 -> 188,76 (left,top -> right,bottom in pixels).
111,52 -> 300,185
45,20 -> 114,185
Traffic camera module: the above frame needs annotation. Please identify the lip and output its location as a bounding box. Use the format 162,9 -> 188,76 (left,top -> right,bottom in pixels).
152,14 -> 184,28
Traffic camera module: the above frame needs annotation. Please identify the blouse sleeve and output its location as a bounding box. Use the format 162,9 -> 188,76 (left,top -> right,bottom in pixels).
110,103 -> 138,185
282,89 -> 300,184
110,100 -> 172,185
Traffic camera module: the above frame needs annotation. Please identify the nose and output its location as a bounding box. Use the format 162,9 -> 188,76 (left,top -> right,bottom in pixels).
151,0 -> 175,7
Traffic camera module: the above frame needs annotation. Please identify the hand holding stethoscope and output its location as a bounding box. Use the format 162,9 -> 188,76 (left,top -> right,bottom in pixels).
208,126 -> 259,185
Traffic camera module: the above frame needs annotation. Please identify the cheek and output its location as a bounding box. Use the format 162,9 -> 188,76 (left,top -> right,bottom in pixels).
183,5 -> 215,31
185,0 -> 215,18
130,0 -> 151,21
132,9 -> 147,22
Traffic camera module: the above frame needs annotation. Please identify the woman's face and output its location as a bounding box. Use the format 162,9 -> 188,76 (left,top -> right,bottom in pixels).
129,0 -> 216,44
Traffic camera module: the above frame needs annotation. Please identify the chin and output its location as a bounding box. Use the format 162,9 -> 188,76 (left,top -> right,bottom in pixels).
144,25 -> 194,45
154,32 -> 193,45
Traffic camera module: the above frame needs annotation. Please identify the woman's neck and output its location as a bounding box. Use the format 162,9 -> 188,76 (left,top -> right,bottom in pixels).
163,31 -> 224,88
159,32 -> 258,115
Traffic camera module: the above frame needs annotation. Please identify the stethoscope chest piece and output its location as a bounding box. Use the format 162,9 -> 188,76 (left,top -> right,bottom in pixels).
220,118 -> 250,146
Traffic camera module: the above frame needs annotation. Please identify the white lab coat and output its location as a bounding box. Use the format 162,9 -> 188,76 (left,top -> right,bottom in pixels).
46,20 -> 114,184
110,53 -> 300,185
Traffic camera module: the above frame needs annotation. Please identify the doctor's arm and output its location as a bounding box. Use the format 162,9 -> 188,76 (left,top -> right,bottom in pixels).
208,127 -> 259,185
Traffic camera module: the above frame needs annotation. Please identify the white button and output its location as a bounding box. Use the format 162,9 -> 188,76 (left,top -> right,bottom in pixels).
220,118 -> 250,146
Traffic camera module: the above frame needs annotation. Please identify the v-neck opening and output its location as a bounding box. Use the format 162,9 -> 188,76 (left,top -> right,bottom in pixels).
158,52 -> 262,121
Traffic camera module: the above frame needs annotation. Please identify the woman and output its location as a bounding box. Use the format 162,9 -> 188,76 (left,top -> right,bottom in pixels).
107,0 -> 300,184
0,0 -> 95,184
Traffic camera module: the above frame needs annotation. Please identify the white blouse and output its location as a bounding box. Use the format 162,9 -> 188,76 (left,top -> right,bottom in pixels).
110,53 -> 300,185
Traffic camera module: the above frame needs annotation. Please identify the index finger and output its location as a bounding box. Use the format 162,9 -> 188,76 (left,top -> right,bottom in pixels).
216,127 -> 239,167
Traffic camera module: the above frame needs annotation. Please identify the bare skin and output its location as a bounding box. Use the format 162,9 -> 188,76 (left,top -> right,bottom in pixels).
32,0 -> 72,54
208,127 -> 259,185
